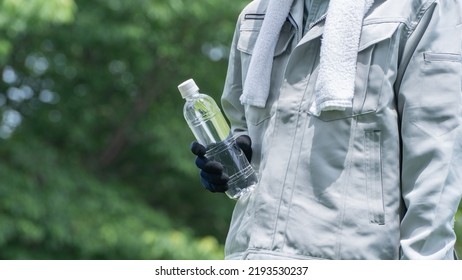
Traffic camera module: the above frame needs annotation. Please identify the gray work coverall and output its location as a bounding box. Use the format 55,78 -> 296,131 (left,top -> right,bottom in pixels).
221,0 -> 462,259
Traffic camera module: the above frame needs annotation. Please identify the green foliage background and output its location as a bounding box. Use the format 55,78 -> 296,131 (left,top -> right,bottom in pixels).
0,0 -> 460,259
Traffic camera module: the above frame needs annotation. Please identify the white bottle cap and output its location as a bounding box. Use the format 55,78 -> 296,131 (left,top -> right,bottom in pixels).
178,79 -> 199,98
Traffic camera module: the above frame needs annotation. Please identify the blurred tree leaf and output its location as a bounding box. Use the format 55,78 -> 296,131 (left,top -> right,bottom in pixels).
0,0 -> 76,40
0,136 -> 224,259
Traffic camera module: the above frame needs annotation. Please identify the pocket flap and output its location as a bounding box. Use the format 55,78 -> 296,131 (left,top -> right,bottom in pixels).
238,18 -> 295,56
359,22 -> 400,51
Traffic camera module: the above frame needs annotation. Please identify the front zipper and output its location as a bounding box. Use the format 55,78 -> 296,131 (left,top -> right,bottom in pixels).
308,13 -> 327,30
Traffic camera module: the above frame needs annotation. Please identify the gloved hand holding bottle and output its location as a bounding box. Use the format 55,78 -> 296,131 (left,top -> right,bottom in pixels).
191,135 -> 253,193
178,79 -> 257,199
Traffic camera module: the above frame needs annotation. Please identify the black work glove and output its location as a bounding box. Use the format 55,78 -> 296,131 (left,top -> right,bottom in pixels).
190,135 -> 253,193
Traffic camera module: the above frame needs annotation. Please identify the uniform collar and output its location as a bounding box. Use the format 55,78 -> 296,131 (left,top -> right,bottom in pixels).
289,0 -> 328,41
288,0 -> 305,41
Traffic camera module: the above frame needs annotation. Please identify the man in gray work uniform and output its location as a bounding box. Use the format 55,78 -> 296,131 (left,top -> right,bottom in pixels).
191,0 -> 462,259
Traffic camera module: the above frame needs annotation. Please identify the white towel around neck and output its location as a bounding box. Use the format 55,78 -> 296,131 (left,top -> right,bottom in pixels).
239,0 -> 375,116
239,0 -> 295,108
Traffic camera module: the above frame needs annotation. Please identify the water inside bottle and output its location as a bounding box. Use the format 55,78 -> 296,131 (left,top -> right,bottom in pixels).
205,136 -> 258,199
226,165 -> 257,199
187,110 -> 230,145
180,83 -> 258,199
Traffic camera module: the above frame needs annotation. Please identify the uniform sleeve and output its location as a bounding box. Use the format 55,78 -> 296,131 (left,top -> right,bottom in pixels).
397,0 -> 462,259
221,14 -> 249,138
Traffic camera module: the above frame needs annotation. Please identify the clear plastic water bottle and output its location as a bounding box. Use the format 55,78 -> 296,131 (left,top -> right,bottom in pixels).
178,79 -> 257,199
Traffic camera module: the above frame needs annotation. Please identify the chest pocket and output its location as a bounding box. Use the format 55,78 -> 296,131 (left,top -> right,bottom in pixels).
238,14 -> 295,126
316,22 -> 400,121
238,14 -> 295,58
